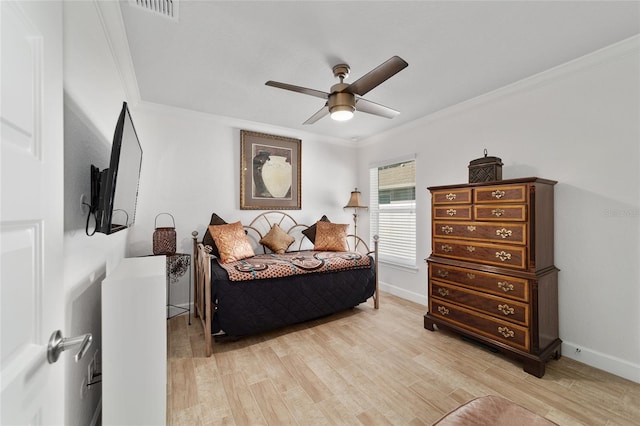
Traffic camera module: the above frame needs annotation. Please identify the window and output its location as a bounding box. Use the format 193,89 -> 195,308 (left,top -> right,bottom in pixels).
369,159 -> 416,267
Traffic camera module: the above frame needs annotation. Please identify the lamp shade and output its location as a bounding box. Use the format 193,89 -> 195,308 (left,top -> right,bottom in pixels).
344,188 -> 368,209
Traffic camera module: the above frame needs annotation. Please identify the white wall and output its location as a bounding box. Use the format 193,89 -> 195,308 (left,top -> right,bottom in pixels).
125,103 -> 361,306
63,1 -> 131,424
356,37 -> 640,382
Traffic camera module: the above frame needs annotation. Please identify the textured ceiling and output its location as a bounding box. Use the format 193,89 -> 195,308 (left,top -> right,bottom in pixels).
120,1 -> 640,142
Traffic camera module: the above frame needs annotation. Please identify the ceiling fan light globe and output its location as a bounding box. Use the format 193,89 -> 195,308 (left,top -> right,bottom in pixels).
330,105 -> 355,121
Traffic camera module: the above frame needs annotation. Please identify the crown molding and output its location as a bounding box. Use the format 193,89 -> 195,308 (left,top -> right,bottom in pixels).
359,34 -> 640,147
94,0 -> 141,106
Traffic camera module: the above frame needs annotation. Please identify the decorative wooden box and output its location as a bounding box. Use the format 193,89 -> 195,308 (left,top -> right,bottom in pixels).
469,150 -> 503,183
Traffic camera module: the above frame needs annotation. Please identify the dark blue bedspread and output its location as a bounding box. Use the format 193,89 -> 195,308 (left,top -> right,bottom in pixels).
209,256 -> 376,337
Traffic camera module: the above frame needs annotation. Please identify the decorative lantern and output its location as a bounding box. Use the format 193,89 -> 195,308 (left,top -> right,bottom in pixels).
468,149 -> 503,183
153,213 -> 176,255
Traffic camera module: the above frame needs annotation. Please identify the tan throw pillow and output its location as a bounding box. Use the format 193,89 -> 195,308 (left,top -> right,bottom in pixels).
201,213 -> 227,257
314,221 -> 349,252
260,224 -> 295,254
209,221 -> 255,263
301,215 -> 330,243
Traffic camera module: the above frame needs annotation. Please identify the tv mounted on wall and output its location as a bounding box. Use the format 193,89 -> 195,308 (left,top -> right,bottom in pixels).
88,102 -> 142,235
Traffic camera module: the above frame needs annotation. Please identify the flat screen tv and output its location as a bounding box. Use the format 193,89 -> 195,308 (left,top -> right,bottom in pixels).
89,102 -> 143,235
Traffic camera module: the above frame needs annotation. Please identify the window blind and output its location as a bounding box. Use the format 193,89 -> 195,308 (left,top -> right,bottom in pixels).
369,160 -> 416,267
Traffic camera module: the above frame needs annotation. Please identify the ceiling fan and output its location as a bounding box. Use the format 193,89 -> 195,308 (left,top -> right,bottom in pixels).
265,56 -> 409,124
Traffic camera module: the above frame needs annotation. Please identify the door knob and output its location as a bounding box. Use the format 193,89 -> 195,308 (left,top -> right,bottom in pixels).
47,330 -> 92,364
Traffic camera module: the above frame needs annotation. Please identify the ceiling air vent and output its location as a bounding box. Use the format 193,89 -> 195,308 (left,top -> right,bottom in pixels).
129,0 -> 179,21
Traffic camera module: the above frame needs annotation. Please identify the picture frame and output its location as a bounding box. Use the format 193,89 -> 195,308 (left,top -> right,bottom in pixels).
240,130 -> 301,210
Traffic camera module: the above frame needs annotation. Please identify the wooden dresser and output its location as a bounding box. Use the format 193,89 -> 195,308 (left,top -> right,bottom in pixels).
424,177 -> 561,377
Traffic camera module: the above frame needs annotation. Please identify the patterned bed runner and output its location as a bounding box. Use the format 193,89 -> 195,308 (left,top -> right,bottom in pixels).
218,250 -> 371,281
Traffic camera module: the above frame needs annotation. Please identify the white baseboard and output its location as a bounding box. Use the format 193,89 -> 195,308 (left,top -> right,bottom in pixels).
562,341 -> 640,384
379,281 -> 427,306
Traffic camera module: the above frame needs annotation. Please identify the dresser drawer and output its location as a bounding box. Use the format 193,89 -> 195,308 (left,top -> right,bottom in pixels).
432,188 -> 472,205
474,184 -> 528,203
429,299 -> 529,352
474,204 -> 527,221
429,263 -> 529,302
433,221 -> 526,245
430,281 -> 529,326
433,239 -> 527,269
433,205 -> 472,220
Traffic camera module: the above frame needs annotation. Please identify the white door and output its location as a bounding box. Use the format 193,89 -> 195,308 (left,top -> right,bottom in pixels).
1,1 -> 65,424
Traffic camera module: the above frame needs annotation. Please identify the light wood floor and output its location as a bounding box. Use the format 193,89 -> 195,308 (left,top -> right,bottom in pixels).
167,293 -> 639,425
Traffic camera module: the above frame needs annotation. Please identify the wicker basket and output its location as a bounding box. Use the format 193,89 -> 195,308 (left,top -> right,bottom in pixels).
153,213 -> 176,255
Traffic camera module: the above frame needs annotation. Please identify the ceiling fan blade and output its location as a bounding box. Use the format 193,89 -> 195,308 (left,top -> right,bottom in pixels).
355,98 -> 400,119
303,104 -> 330,125
265,81 -> 329,99
344,56 -> 408,96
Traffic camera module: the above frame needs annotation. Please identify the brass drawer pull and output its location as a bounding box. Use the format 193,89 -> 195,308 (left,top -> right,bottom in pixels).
492,190 -> 506,199
441,244 -> 453,253
441,225 -> 453,234
438,288 -> 449,297
445,193 -> 456,201
467,225 -> 476,232
437,269 -> 449,278
437,306 -> 450,316
495,251 -> 512,262
446,209 -> 457,216
466,273 -> 476,280
497,281 -> 514,292
466,246 -> 476,253
492,208 -> 505,217
498,304 -> 515,316
496,228 -> 512,239
498,326 -> 514,338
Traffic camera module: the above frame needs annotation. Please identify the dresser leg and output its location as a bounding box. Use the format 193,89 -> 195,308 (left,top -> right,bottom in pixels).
424,314 -> 436,331
523,358 -> 545,378
553,346 -> 562,360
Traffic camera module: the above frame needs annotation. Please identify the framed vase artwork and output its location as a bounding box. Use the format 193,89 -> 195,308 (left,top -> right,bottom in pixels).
240,130 -> 301,210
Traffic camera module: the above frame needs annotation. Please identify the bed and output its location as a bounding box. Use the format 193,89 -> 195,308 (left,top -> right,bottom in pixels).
191,211 -> 379,356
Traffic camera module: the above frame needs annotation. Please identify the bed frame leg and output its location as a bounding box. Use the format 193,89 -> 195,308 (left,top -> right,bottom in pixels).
193,231 -> 214,357
374,235 -> 379,309
203,246 -> 212,357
